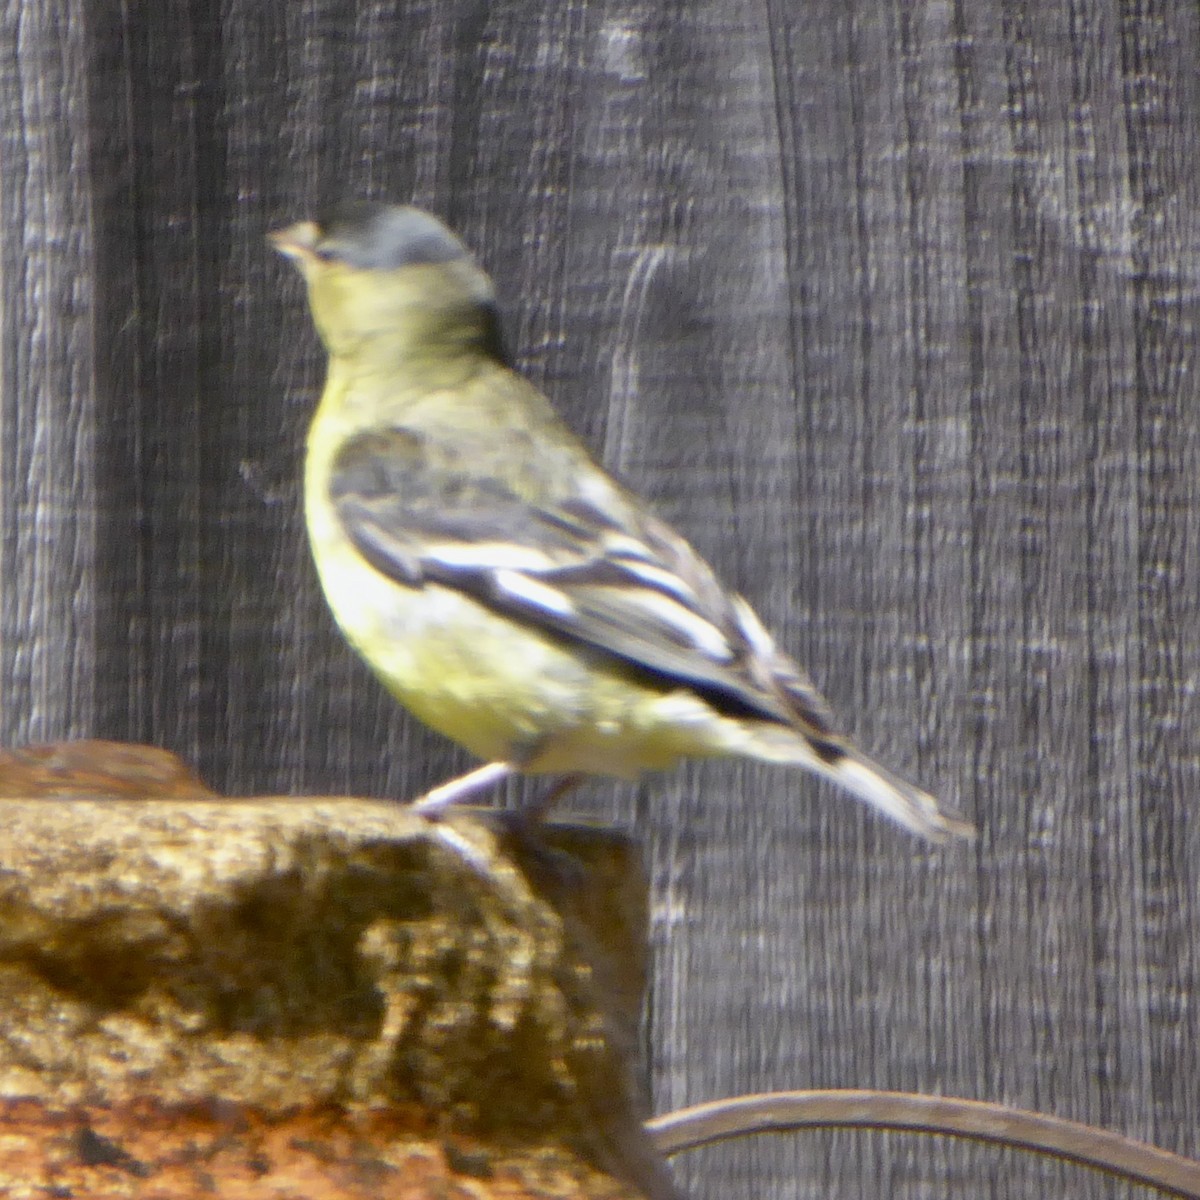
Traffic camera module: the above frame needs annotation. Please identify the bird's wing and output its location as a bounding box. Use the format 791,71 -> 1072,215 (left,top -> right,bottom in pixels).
329,426 -> 842,740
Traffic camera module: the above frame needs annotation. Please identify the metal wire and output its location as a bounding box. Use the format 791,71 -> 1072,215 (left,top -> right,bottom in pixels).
647,1089 -> 1200,1198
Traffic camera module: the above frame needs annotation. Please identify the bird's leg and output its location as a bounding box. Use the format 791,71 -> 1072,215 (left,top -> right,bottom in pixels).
409,761 -> 584,822
416,770 -> 589,880
526,773 -> 585,820
409,761 -> 516,815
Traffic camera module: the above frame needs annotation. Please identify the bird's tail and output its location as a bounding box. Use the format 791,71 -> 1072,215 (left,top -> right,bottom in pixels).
743,726 -> 975,843
817,746 -> 975,843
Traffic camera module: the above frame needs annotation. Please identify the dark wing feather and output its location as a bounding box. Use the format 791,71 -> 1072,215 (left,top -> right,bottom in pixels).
330,427 -> 842,738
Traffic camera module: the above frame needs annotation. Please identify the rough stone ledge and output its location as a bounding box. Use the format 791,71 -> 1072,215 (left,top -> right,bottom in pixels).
0,1098 -> 644,1199
0,742 -> 677,1200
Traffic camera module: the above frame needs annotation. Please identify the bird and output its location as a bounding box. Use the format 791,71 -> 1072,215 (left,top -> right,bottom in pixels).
269,200 -> 973,842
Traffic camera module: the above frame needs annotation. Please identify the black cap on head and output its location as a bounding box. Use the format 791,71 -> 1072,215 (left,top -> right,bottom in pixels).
315,202 -> 471,270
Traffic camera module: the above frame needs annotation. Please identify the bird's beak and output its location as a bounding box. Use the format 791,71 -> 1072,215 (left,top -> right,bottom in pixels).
267,220 -> 321,262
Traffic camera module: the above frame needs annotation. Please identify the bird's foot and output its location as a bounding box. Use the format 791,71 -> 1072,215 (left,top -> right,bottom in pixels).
408,760 -> 516,815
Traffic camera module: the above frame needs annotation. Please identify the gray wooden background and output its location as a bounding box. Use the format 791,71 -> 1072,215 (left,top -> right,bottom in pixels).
2,2 -> 1197,1196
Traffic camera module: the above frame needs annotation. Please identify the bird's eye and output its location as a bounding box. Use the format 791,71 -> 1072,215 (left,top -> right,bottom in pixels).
312,243 -> 339,262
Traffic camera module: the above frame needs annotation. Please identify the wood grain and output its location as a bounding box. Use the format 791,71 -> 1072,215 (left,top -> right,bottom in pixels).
1,1 -> 1197,1195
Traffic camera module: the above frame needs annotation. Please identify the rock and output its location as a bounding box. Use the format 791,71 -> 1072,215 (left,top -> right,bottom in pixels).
0,742 -> 678,1199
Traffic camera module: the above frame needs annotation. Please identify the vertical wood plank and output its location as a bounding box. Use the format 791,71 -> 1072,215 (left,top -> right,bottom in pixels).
1,1 -> 1198,1195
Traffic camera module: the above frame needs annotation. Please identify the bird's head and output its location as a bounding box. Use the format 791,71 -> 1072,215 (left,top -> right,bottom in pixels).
270,202 -> 507,367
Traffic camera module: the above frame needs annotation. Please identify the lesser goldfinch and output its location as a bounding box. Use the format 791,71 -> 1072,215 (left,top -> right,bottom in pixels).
270,201 -> 973,842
